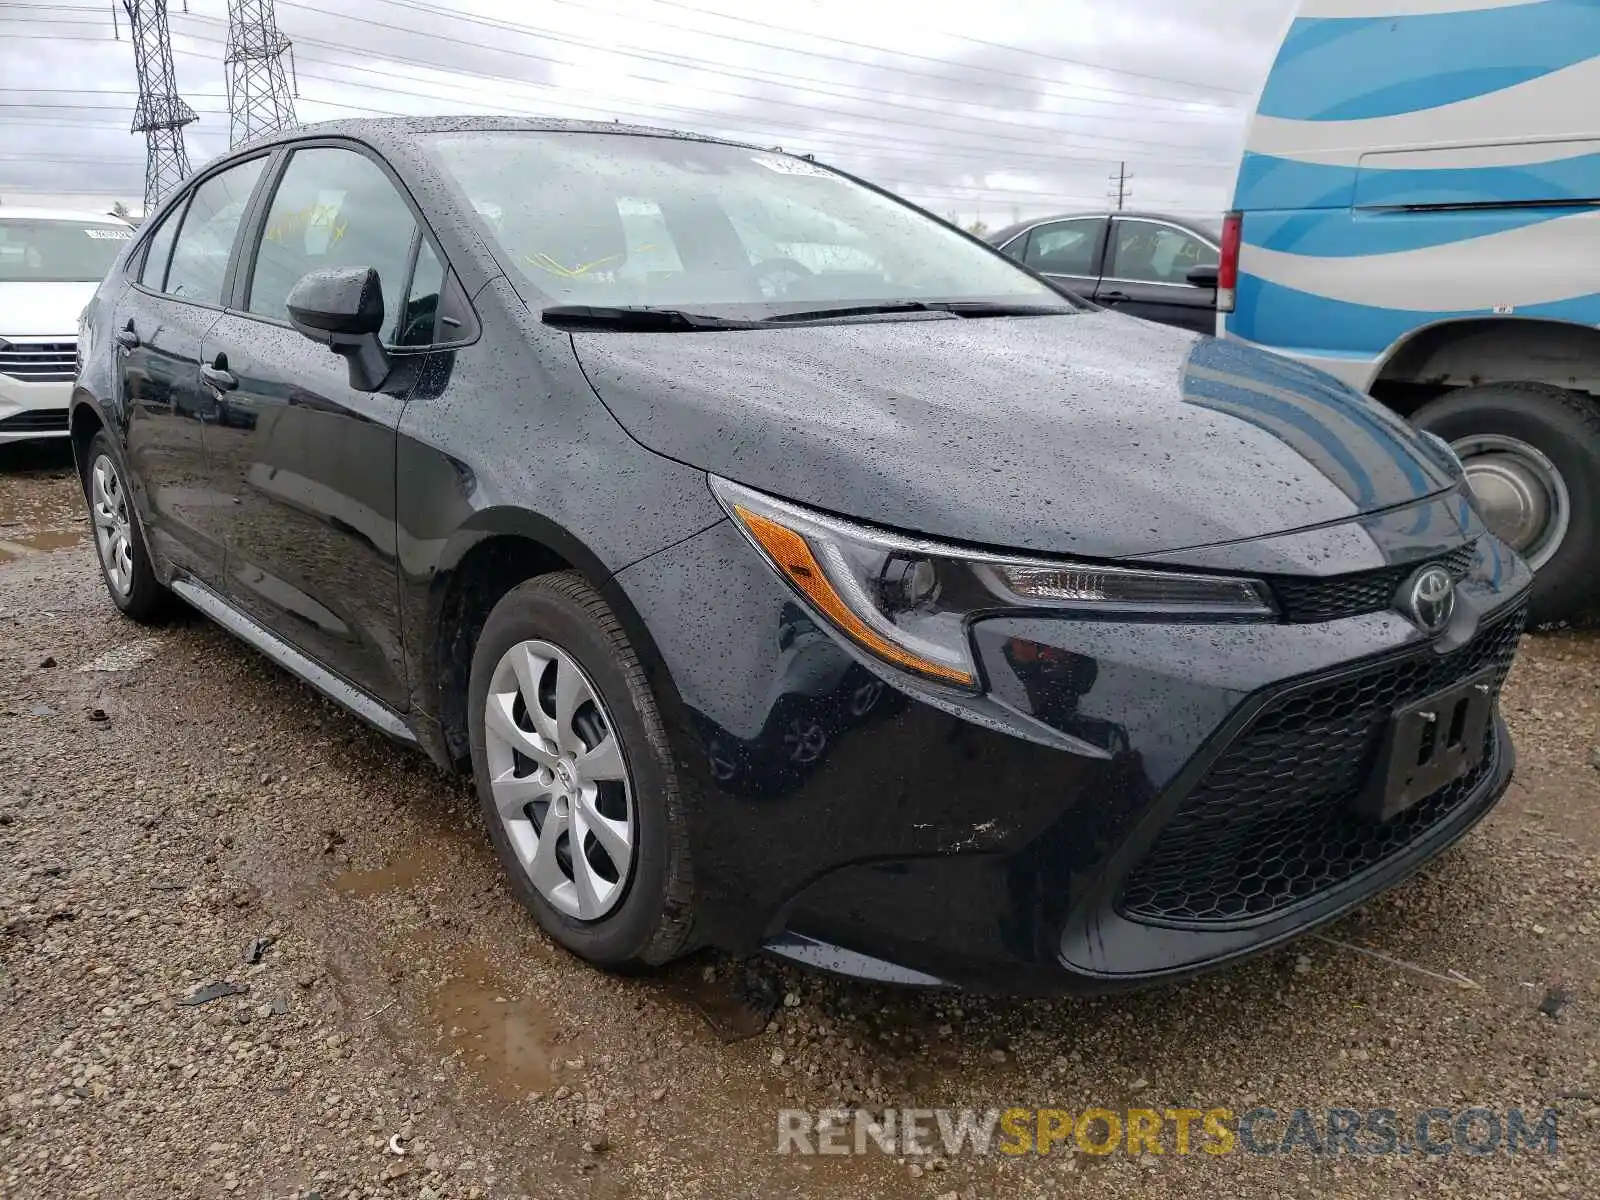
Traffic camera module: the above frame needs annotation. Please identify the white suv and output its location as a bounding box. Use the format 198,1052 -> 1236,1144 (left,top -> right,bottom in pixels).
0,207 -> 134,444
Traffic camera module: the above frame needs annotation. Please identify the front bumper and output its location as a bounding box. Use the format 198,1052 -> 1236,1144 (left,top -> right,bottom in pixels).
614,506 -> 1533,994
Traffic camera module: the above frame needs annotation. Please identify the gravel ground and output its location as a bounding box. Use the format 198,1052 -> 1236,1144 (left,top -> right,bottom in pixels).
1,440 -> 1596,1200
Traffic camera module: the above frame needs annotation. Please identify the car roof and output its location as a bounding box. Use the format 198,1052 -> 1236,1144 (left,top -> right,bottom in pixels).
986,210 -> 1222,247
0,206 -> 133,225
234,114 -> 770,155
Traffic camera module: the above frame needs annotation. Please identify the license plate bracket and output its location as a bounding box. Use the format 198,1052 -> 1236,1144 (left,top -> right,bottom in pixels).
1358,669 -> 1498,821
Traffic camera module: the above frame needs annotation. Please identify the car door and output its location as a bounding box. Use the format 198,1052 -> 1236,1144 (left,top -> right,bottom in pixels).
117,155 -> 269,585
1010,217 -> 1106,300
1096,218 -> 1219,334
196,141 -> 434,709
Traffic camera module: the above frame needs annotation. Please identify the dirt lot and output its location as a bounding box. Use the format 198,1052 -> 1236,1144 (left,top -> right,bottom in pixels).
1,440 -> 1597,1200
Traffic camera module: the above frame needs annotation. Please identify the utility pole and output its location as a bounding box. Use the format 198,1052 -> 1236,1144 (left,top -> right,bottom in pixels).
224,0 -> 298,149
1108,161 -> 1132,211
120,0 -> 197,213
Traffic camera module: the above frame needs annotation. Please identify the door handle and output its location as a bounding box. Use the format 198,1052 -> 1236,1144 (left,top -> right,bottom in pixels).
1099,291 -> 1131,304
200,363 -> 237,391
115,325 -> 140,351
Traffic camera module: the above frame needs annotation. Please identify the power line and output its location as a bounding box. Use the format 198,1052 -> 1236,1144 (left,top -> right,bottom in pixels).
6,3 -> 1235,203
259,3 -> 1226,162
159,15 -> 1228,175
152,42 -> 1180,178
9,6 -> 1239,164
348,0 -> 1241,117
329,3 -> 1233,134
909,22 -> 1254,96
547,0 -> 1249,103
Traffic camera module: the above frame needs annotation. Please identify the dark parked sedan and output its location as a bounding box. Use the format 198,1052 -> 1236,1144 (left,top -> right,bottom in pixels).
70,117 -> 1531,994
986,210 -> 1221,335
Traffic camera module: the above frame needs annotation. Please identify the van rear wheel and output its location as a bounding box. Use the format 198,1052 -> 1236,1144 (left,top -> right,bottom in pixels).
1411,382 -> 1600,625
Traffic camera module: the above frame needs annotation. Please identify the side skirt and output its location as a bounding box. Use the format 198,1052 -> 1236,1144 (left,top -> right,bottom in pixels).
169,577 -> 418,745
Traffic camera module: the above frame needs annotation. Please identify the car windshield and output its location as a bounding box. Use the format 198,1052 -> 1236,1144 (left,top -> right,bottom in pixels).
0,219 -> 132,283
423,130 -> 1077,318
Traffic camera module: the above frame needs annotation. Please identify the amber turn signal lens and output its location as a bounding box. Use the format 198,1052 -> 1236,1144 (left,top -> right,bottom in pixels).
732,505 -> 975,686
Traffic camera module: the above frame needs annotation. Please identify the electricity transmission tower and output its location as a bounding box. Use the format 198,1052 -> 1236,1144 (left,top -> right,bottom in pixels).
120,0 -> 197,213
224,0 -> 299,149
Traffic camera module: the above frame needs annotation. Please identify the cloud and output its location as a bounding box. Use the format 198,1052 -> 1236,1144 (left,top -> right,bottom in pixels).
0,0 -> 1296,220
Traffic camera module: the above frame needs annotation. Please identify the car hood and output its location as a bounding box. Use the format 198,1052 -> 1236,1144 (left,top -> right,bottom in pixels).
0,281 -> 98,338
570,310 -> 1456,559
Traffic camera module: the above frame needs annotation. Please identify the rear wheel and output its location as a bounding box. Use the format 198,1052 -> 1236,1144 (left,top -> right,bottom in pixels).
82,430 -> 171,623
1411,383 -> 1600,624
467,571 -> 695,970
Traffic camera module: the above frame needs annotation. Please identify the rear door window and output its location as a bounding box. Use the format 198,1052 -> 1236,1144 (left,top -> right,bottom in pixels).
163,156 -> 268,303
1109,220 -> 1217,284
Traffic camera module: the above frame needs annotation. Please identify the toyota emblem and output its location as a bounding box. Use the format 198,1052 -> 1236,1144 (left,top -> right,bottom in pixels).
1400,564 -> 1456,634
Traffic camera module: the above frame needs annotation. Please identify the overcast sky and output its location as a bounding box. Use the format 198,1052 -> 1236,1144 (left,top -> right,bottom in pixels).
0,0 -> 1297,223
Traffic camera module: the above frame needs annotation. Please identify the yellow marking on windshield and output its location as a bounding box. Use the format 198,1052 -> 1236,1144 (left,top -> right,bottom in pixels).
523,251 -> 625,279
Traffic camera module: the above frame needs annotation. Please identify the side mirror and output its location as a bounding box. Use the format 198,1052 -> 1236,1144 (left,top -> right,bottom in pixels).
285,266 -> 390,392
1185,264 -> 1220,289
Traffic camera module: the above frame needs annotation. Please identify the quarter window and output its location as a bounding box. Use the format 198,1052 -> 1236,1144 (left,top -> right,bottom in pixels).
162,156 -> 267,303
396,237 -> 446,348
247,147 -> 418,343
1022,220 -> 1100,276
1109,221 -> 1217,284
137,204 -> 182,290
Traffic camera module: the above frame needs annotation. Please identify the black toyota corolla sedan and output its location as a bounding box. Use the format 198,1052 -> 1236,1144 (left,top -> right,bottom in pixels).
70,117 -> 1531,993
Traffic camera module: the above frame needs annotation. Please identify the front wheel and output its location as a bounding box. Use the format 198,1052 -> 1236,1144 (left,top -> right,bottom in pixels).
1411,383 -> 1600,625
466,571 -> 696,970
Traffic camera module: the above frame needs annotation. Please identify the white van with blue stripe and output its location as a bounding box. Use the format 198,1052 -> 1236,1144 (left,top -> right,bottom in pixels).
1219,0 -> 1600,624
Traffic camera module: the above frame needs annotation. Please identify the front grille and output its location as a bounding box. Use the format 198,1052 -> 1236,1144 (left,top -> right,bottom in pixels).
0,340 -> 77,383
0,409 -> 68,434
1268,541 -> 1477,624
1119,602 -> 1526,927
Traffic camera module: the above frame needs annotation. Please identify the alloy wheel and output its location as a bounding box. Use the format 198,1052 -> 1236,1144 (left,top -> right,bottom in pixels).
90,454 -> 135,598
483,639 -> 635,921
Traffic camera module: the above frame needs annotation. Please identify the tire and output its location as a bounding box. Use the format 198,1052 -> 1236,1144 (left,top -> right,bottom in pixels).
81,429 -> 172,623
466,571 -> 696,970
1411,383 -> 1600,625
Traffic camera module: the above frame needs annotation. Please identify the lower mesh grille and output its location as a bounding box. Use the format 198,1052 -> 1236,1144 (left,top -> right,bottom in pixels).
1119,602 -> 1526,927
0,409 -> 68,434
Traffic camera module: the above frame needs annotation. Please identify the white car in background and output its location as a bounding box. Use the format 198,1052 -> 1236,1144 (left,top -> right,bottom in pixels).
0,207 -> 134,444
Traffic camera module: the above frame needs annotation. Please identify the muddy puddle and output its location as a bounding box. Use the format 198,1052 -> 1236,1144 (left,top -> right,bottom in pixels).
425,948 -> 567,1100
0,445 -> 87,563
0,528 -> 86,562
332,845 -> 444,898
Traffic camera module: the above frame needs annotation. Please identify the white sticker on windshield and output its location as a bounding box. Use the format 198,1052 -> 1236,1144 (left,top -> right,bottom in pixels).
84,228 -> 133,239
750,154 -> 834,178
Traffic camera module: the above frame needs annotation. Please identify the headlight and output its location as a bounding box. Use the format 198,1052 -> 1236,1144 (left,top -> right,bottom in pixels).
710,477 -> 1275,691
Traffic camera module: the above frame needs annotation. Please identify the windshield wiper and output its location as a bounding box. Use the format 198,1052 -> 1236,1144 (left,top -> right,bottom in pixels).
760,300 -> 1069,323
931,300 -> 1073,317
541,305 -> 762,331
541,300 -> 1072,330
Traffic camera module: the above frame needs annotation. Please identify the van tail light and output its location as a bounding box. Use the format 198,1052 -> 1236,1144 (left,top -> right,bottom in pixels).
1217,210 -> 1242,314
